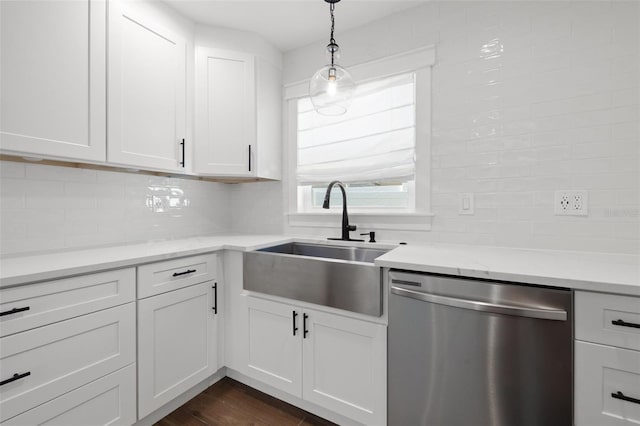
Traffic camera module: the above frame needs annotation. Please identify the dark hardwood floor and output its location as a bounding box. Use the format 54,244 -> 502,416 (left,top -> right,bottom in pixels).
155,378 -> 337,426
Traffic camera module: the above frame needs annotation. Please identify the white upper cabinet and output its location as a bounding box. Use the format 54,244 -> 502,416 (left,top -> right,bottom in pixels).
195,48 -> 281,179
108,1 -> 187,172
0,0 -> 107,162
195,47 -> 255,176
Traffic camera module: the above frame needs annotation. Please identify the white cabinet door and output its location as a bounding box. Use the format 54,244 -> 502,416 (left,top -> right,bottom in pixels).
246,297 -> 302,397
302,309 -> 387,426
195,47 -> 256,176
108,1 -> 186,172
138,282 -> 217,419
0,0 -> 106,162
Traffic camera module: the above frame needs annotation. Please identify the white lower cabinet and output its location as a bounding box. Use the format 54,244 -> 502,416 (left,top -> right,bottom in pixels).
0,303 -> 136,422
246,296 -> 387,426
575,290 -> 640,426
3,364 -> 136,426
137,281 -> 219,418
575,341 -> 640,425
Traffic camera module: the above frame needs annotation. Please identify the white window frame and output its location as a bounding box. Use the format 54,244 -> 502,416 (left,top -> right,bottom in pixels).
283,46 -> 435,231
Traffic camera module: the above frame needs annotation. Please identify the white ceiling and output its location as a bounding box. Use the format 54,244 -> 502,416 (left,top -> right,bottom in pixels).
164,0 -> 425,52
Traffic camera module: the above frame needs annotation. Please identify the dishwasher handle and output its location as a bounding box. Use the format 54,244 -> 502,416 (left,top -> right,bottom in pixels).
391,285 -> 567,321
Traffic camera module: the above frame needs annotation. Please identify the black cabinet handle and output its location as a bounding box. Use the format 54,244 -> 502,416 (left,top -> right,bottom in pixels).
0,371 -> 30,386
612,319 -> 640,329
212,283 -> 218,315
248,145 -> 252,172
612,391 -> 640,405
179,138 -> 185,168
0,306 -> 30,317
292,311 -> 298,336
303,313 -> 309,339
172,269 -> 196,277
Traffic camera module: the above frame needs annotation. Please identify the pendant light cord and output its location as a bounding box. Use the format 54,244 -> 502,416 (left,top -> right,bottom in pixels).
329,2 -> 335,66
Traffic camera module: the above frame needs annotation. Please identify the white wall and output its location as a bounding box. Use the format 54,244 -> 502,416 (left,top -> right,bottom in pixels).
232,0 -> 640,254
0,161 -> 232,256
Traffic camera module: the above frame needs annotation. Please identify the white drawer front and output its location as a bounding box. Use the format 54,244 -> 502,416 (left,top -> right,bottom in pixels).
575,341 -> 640,426
0,303 -> 136,422
0,268 -> 135,337
3,364 -> 136,426
137,253 -> 217,298
576,291 -> 640,351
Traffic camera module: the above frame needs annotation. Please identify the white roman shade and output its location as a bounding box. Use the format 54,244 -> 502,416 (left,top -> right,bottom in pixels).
296,73 -> 416,185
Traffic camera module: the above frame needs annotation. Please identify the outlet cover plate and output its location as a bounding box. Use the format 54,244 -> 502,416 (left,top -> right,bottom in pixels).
554,190 -> 588,216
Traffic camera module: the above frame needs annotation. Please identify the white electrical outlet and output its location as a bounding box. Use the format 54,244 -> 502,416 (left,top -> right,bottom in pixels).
554,190 -> 588,216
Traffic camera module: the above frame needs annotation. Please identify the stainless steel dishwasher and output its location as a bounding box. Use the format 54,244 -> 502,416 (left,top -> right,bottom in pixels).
388,270 -> 572,426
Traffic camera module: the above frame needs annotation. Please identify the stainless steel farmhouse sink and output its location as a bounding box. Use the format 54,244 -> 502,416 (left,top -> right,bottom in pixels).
243,242 -> 390,316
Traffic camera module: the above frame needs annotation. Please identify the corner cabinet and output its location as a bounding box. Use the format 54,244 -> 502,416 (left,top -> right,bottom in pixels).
195,48 -> 281,179
246,296 -> 387,426
0,0 -> 106,162
107,0 -> 188,172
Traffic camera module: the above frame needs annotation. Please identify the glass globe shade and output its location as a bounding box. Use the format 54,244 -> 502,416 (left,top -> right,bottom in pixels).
309,64 -> 355,116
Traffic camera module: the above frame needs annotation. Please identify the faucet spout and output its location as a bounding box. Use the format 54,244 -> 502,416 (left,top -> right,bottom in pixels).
322,181 -> 363,241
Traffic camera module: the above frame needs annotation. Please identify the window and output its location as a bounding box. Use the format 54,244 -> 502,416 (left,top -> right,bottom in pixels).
296,73 -> 416,212
284,46 -> 435,230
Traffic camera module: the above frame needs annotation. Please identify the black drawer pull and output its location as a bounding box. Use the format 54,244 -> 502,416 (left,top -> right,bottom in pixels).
0,306 -> 30,317
172,269 -> 196,277
612,391 -> 640,405
0,371 -> 31,386
612,319 -> 640,329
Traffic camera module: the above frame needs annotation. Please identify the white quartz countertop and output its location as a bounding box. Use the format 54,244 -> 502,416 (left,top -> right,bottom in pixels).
1,235 -> 638,296
0,234 -> 291,288
375,243 -> 640,296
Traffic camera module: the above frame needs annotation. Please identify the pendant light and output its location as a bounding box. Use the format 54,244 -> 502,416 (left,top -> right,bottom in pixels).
309,0 -> 355,116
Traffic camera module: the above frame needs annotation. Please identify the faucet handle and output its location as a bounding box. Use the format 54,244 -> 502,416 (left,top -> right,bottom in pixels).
360,231 -> 376,243
347,225 -> 356,231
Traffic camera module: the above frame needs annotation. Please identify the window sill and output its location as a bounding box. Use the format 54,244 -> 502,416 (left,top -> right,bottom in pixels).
287,212 -> 433,231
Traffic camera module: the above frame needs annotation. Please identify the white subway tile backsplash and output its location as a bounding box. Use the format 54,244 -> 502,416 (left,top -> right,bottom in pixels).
0,161 -> 232,255
0,162 -> 25,178
25,180 -> 65,209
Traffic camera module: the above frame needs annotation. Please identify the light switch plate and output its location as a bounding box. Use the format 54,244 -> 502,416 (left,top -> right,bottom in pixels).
459,193 -> 475,215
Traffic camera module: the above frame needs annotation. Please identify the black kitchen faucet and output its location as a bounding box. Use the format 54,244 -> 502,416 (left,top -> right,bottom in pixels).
322,181 -> 364,242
